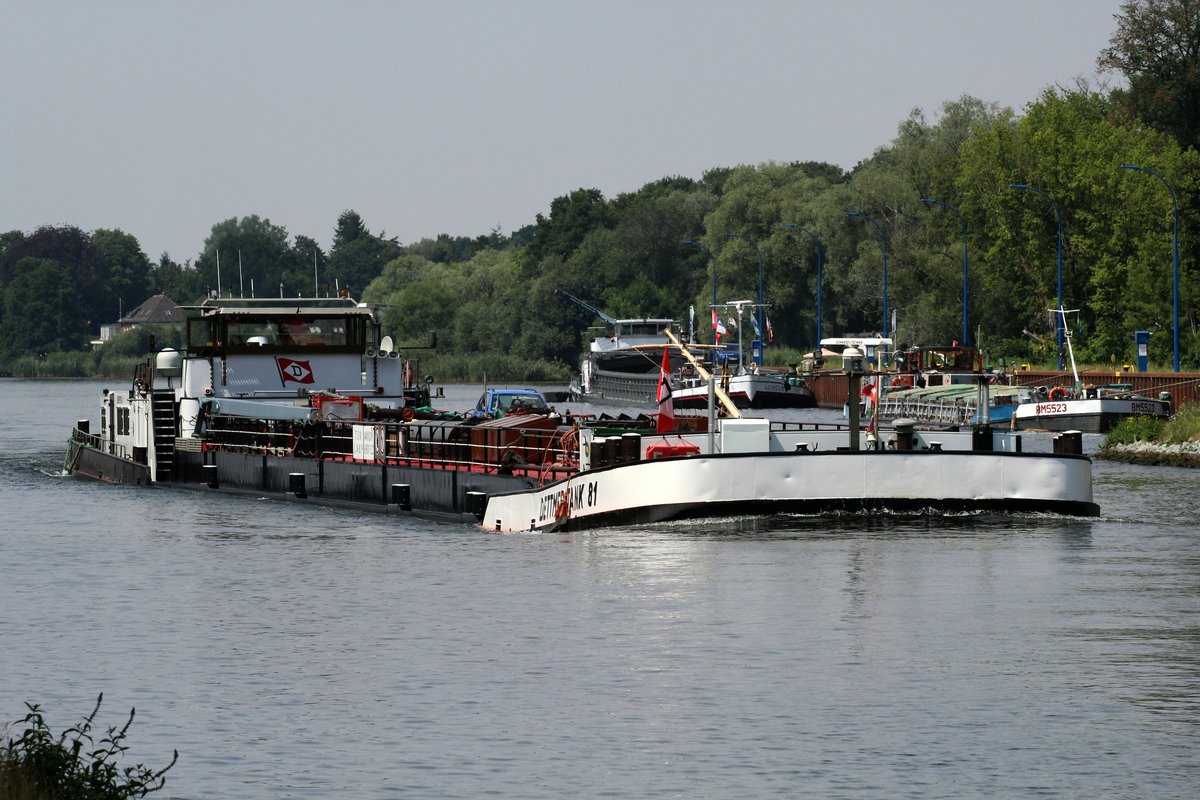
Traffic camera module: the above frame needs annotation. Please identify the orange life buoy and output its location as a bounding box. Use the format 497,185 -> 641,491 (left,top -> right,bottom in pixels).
401,406 -> 415,422
1048,386 -> 1070,401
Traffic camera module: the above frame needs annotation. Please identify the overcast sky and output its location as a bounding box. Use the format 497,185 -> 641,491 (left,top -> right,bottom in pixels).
3,0 -> 1124,263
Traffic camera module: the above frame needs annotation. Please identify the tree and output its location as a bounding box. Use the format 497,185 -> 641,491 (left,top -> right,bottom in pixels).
151,254 -> 203,303
526,188 -> 611,262
93,228 -> 153,318
0,258 -> 85,356
194,216 -> 295,298
1099,0 -> 1200,152
0,225 -> 106,336
327,210 -> 401,296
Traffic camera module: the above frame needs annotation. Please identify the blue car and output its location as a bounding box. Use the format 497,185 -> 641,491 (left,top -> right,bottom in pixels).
472,389 -> 552,418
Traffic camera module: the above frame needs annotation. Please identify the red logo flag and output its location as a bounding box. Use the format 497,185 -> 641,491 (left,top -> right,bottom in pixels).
656,347 -> 675,433
276,357 -> 315,385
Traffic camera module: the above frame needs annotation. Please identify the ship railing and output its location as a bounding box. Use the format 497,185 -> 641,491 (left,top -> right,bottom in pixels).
878,396 -> 974,425
71,427 -> 133,462
203,415 -> 300,455
199,413 -> 581,479
320,418 -> 579,481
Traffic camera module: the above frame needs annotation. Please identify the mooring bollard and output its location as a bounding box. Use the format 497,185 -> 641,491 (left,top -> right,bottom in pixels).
289,472 -> 307,498
203,464 -> 219,489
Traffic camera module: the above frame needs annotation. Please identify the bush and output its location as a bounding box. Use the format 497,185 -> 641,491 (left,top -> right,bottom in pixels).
0,694 -> 176,800
1159,400 -> 1200,444
1102,415 -> 1167,448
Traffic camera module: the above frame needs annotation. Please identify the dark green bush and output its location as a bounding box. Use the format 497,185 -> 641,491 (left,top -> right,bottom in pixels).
1102,415 -> 1167,448
0,694 -> 176,800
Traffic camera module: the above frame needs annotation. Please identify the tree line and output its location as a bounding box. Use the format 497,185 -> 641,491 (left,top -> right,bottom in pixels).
3,0 -> 1198,374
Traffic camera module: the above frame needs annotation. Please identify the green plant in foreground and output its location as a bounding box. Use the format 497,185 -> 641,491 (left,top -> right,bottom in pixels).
0,694 -> 176,800
1102,415 -> 1167,448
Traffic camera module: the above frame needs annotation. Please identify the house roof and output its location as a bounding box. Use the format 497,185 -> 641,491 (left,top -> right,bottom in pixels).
119,294 -> 180,324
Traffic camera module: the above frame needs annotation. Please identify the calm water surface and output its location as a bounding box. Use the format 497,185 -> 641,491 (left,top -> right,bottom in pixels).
1,379 -> 1197,799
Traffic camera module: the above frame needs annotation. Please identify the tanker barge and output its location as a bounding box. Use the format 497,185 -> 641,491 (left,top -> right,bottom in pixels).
64,298 -> 1100,530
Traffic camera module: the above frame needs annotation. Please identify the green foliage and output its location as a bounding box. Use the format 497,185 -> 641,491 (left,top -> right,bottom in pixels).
0,694 -> 176,800
1159,398 -> 1200,442
1102,414 -> 1167,447
92,229 -> 153,321
1,258 -> 87,357
1100,0 -> 1200,152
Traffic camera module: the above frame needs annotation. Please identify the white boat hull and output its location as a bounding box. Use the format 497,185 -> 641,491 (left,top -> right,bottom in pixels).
1013,397 -> 1170,433
481,449 -> 1098,532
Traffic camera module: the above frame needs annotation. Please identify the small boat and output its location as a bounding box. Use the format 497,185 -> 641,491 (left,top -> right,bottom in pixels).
1012,383 -> 1172,433
1011,309 -> 1172,433
562,290 -> 814,410
64,296 -> 1100,529
672,367 -> 816,409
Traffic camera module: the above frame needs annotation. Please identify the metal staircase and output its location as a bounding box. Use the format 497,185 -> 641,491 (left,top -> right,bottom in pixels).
151,390 -> 176,481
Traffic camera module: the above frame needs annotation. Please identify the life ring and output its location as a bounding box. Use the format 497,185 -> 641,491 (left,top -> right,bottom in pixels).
890,375 -> 913,389
401,407 -> 414,422
1049,386 -> 1070,401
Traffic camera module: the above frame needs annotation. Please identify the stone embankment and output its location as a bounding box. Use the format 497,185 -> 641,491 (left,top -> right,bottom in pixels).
1099,440 -> 1200,468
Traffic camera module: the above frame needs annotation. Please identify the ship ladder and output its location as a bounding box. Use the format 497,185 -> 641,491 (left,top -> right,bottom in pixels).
151,390 -> 177,481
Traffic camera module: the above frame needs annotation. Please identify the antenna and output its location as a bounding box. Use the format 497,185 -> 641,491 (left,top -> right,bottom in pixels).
238,250 -> 244,298
251,278 -> 255,298
215,251 -> 222,297
313,250 -> 319,297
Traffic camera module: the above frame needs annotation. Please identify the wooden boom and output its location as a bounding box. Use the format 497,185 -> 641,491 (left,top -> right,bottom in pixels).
663,328 -> 741,418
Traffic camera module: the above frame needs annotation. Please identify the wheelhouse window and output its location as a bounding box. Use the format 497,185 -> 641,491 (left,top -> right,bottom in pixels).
187,315 -> 366,355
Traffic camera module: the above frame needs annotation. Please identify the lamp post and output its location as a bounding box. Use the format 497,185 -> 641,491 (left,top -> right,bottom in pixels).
844,211 -> 889,342
1120,164 -> 1180,373
724,233 -> 765,366
683,239 -> 720,369
921,198 -> 969,346
782,223 -> 824,346
1011,184 -> 1065,370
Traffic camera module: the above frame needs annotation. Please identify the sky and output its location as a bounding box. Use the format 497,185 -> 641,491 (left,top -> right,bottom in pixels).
3,0 -> 1126,264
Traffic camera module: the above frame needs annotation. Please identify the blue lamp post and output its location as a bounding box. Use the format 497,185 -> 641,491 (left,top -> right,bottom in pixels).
682,239 -> 720,368
844,211 -> 889,342
1011,184 -> 1065,370
782,223 -> 824,345
724,233 -> 765,366
921,198 -> 969,346
1120,164 -> 1180,373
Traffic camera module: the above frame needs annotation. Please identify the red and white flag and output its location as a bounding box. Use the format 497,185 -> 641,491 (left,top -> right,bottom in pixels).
711,309 -> 726,341
656,346 -> 675,434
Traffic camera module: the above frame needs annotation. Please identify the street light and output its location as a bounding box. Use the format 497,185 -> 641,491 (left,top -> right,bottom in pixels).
844,211 -> 889,342
921,198 -> 969,346
1120,164 -> 1180,373
1011,184 -> 1065,370
724,233 -> 765,366
682,239 -> 720,368
781,224 -> 824,346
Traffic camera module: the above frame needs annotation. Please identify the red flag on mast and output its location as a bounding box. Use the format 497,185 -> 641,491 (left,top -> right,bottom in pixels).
656,346 -> 675,433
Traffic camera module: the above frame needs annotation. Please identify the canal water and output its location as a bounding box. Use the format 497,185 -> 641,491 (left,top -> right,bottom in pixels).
1,379 -> 1197,799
